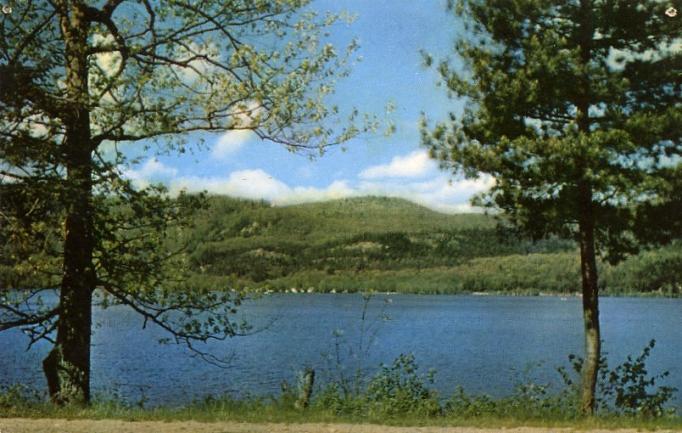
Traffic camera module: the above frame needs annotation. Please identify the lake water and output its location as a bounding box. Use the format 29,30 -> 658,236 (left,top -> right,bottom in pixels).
1,294 -> 681,407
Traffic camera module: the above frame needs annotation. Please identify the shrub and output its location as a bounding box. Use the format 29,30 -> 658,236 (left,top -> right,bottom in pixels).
559,339 -> 677,417
364,353 -> 440,417
313,353 -> 440,418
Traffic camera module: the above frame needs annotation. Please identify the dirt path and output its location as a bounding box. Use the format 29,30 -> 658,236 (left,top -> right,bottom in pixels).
1,419 -> 680,433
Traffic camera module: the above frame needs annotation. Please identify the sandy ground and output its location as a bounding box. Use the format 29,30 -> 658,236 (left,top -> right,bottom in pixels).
1,419 -> 681,433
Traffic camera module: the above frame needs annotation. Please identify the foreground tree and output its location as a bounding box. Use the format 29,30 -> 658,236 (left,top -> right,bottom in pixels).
422,0 -> 681,414
1,0 -> 370,405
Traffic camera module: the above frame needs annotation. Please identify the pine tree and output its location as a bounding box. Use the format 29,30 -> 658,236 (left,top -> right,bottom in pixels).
422,0 -> 681,414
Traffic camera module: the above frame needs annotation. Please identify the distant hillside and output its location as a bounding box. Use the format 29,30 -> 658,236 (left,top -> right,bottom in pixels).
200,196 -> 490,237
1,194 -> 677,295
185,196 -> 575,293
183,195 -> 682,296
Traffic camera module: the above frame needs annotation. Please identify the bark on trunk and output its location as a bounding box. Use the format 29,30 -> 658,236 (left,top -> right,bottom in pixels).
575,0 -> 599,415
43,142 -> 94,405
578,183 -> 600,415
43,2 -> 94,406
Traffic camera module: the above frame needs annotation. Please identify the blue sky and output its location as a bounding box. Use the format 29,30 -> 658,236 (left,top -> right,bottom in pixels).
123,1 -> 494,213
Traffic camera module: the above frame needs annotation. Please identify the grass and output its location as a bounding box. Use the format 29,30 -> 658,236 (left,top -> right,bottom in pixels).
3,394 -> 682,431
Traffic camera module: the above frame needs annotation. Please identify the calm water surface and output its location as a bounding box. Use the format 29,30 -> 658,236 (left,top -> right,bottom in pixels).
2,294 -> 681,406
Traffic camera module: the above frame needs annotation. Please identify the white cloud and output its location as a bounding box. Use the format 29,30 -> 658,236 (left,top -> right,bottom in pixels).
122,158 -> 178,189
209,100 -> 265,159
168,166 -> 494,214
173,40 -> 220,83
359,150 -> 436,179
118,142 -> 496,213
211,130 -> 251,159
231,100 -> 265,128
13,114 -> 50,139
137,159 -> 178,178
89,33 -> 126,109
356,174 -> 494,213
171,173 -> 361,206
170,169 -> 289,201
607,37 -> 681,71
278,180 -> 356,205
92,33 -> 122,78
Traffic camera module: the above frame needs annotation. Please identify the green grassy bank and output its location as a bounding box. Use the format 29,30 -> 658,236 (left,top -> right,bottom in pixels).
3,387 -> 681,430
3,344 -> 679,428
3,401 -> 682,431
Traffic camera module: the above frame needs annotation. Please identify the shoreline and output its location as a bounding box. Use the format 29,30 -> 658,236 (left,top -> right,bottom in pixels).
252,289 -> 680,299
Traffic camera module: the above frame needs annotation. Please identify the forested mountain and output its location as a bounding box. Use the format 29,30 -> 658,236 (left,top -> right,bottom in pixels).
184,196 -> 681,296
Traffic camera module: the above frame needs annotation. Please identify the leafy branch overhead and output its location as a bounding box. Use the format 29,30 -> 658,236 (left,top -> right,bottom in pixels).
2,0 -> 373,153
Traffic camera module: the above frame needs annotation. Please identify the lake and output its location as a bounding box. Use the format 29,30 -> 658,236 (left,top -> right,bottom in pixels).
1,294 -> 681,406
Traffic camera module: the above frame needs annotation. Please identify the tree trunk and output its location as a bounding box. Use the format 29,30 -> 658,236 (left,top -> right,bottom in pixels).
43,2 -> 94,405
43,140 -> 94,404
574,0 -> 598,415
578,183 -> 600,415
